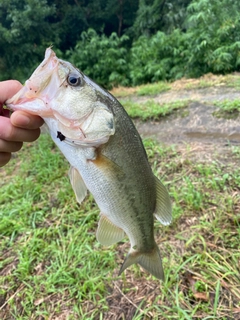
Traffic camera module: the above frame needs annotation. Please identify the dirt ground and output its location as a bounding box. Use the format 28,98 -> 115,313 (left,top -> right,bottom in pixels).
134,86 -> 240,147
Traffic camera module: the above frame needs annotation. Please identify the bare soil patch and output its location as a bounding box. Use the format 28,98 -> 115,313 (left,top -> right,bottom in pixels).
133,87 -> 240,150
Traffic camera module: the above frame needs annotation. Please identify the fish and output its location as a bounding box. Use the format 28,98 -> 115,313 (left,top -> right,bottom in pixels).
6,48 -> 172,280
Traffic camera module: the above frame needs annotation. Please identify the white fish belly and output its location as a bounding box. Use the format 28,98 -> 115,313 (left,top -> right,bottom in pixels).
49,128 -> 155,250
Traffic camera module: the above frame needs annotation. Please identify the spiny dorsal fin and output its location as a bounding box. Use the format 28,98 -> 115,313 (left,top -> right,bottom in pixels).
154,176 -> 172,225
96,214 -> 125,246
68,166 -> 88,204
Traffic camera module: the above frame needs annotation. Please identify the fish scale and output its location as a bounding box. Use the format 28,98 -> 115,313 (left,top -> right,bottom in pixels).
6,47 -> 172,280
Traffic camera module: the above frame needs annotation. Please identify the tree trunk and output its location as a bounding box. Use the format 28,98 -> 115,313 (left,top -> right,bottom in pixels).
117,0 -> 124,36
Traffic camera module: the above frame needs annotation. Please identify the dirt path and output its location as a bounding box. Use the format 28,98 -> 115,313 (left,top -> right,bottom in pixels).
132,87 -> 240,146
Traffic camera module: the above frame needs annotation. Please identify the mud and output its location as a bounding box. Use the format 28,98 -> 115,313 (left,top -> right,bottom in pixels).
134,87 -> 240,146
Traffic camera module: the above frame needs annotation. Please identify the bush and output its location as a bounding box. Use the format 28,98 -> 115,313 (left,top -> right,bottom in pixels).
185,0 -> 240,76
2,0 -> 240,87
66,29 -> 130,88
129,29 -> 188,85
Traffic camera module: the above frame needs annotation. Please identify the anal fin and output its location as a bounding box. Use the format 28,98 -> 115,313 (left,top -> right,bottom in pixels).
97,214 -> 125,246
154,176 -> 172,225
68,166 -> 88,204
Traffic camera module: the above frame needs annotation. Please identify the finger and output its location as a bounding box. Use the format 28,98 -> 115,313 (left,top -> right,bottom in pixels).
0,152 -> 11,167
0,139 -> 23,153
0,117 -> 41,142
11,111 -> 44,129
0,80 -> 22,102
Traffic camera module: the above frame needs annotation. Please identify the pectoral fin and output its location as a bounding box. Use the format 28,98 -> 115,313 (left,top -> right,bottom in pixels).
68,166 -> 88,204
91,152 -> 125,180
96,214 -> 125,246
154,176 -> 172,225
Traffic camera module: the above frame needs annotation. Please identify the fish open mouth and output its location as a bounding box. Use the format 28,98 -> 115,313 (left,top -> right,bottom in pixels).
6,48 -> 60,117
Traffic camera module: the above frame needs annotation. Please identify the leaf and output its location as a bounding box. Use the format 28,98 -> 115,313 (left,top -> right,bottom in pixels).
193,292 -> 209,301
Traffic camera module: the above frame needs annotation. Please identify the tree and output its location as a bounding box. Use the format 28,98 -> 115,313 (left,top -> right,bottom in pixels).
129,29 -> 188,84
185,0 -> 240,75
0,0 -> 58,81
131,0 -> 191,38
103,0 -> 139,36
0,0 -> 139,82
67,29 -> 130,88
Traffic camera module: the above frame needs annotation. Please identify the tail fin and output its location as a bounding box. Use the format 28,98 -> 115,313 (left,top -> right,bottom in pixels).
118,243 -> 164,280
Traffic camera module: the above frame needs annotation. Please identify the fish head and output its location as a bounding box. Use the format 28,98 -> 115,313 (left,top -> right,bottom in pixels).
7,48 -> 115,146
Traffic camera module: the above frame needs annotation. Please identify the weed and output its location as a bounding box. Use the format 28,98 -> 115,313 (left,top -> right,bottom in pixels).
122,99 -> 189,120
136,82 -> 170,96
225,75 -> 240,89
213,99 -> 240,119
110,81 -> 170,98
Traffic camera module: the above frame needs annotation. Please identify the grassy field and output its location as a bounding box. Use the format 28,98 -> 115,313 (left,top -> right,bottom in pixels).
110,73 -> 240,98
121,100 -> 190,121
0,76 -> 240,319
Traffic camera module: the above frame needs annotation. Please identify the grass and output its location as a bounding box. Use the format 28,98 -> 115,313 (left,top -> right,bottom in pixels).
122,99 -> 189,120
171,73 -> 240,91
111,73 -> 240,98
183,80 -> 218,90
135,82 -> 170,96
110,81 -> 170,98
213,99 -> 240,119
225,75 -> 240,89
0,134 -> 239,319
1,76 -> 240,319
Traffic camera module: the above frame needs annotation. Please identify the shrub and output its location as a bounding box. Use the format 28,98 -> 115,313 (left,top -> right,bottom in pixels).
66,29 -> 130,88
129,29 -> 188,85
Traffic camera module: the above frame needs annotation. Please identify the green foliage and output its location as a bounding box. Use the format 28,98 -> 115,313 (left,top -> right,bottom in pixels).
128,0 -> 240,84
131,0 -> 191,37
1,0 -> 240,86
0,0 -> 138,83
185,0 -> 240,76
67,29 -> 130,88
129,29 -> 188,85
0,0 -> 57,81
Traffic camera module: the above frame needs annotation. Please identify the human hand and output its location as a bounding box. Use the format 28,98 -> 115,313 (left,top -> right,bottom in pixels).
0,80 -> 44,167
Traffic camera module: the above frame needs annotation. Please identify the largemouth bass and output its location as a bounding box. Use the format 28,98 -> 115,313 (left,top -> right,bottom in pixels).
7,48 -> 172,280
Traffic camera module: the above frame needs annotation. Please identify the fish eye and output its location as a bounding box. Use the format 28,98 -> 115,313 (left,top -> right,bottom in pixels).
67,73 -> 81,86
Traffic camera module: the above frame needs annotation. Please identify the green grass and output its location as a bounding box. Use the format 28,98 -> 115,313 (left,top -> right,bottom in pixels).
111,74 -> 240,99
122,99 -> 189,120
184,80 -> 216,90
110,81 -> 170,98
225,74 -> 240,89
0,133 -> 239,319
136,82 -> 170,96
213,99 -> 240,119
